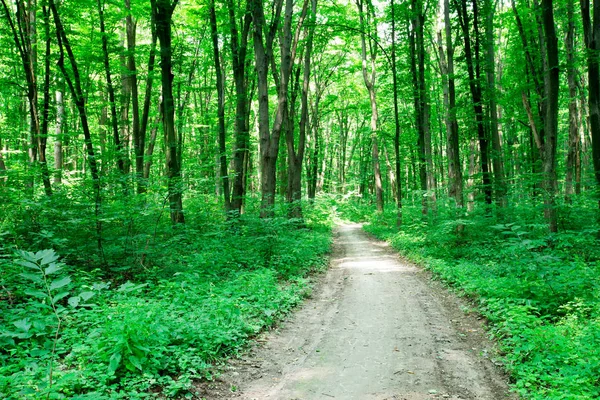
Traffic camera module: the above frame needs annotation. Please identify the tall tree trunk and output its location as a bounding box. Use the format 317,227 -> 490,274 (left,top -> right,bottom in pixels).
356,0 -> 384,212
251,0 -> 286,218
209,0 -> 231,213
410,0 -> 434,215
565,0 -> 580,201
98,0 -> 126,176
581,0 -> 600,221
541,0 -> 559,232
286,0 -> 315,220
485,0 -> 506,207
53,86 -> 64,185
441,0 -> 463,209
387,9 -> 404,213
39,5 -> 52,195
152,0 -> 184,224
456,0 -> 493,206
50,0 -> 103,251
227,0 -> 252,215
1,0 -> 53,195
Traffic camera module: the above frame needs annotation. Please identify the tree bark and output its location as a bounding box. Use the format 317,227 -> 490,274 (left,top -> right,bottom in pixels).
152,0 -> 184,224
251,0 -> 285,218
391,0 -> 403,226
98,0 -> 126,176
541,0 -> 559,232
209,0 -> 231,213
565,0 -> 580,201
50,0 -> 103,250
356,0 -> 384,212
456,0 -> 493,206
227,0 -> 253,215
441,0 -> 463,209
581,0 -> 600,222
484,0 -> 506,207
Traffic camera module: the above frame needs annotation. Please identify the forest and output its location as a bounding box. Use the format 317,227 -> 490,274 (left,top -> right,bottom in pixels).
0,0 -> 599,398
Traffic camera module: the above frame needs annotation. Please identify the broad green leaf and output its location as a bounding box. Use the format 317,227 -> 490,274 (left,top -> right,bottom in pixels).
117,282 -> 148,293
127,355 -> 143,371
15,260 -> 40,270
40,249 -> 59,265
79,291 -> 95,301
108,352 -> 122,375
13,318 -> 31,332
44,262 -> 61,276
20,273 -> 42,283
52,291 -> 70,304
49,276 -> 71,291
24,289 -> 48,299
68,296 -> 80,308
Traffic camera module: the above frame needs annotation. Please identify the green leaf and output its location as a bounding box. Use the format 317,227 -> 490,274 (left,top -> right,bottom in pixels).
40,249 -> 59,265
15,260 -> 40,270
49,276 -> 71,291
68,296 -> 80,308
117,282 -> 148,293
127,355 -> 143,371
52,291 -> 70,304
13,318 -> 31,332
24,289 -> 48,299
108,352 -> 122,375
20,272 -> 42,283
79,291 -> 95,301
44,262 -> 62,276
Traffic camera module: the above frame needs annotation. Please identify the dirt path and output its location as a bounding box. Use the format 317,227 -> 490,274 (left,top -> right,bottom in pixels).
199,223 -> 513,400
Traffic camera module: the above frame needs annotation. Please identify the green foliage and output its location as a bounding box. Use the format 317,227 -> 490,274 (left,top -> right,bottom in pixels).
346,197 -> 600,400
0,197 -> 332,398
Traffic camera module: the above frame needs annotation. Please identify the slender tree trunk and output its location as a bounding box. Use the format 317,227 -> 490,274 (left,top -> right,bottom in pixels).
456,0 -> 493,206
39,5 -> 52,195
356,0 -> 383,212
390,0 -> 403,226
541,0 -> 559,232
251,0 -> 286,217
441,0 -> 463,208
50,0 -> 103,251
53,87 -> 64,185
209,0 -> 231,213
98,0 -> 126,176
152,0 -> 184,224
485,0 -> 506,207
565,0 -> 580,201
228,0 -> 252,215
581,0 -> 600,222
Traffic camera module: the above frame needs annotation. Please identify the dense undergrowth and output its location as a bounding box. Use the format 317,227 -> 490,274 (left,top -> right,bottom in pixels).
339,195 -> 600,399
0,192 -> 333,399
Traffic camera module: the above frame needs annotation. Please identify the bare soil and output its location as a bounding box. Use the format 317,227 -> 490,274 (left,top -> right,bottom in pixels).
195,223 -> 515,400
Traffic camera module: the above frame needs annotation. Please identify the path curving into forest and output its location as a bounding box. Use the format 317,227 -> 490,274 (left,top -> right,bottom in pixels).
201,223 -> 514,400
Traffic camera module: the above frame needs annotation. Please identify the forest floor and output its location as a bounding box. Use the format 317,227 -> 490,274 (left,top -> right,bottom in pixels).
196,223 -> 515,400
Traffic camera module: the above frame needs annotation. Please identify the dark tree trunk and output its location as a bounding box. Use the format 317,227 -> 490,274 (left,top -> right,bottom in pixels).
356,0 -> 383,212
484,0 -> 506,207
152,0 -> 184,224
251,0 -> 285,218
456,0 -> 493,206
209,0 -> 231,213
565,0 -> 580,201
50,0 -> 103,250
441,0 -> 463,208
227,0 -> 252,215
541,0 -> 559,232
581,0 -> 600,222
390,0 -> 403,226
98,0 -> 126,176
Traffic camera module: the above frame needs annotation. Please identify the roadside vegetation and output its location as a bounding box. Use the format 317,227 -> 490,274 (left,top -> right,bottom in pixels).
0,195 -> 333,399
339,195 -> 600,400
